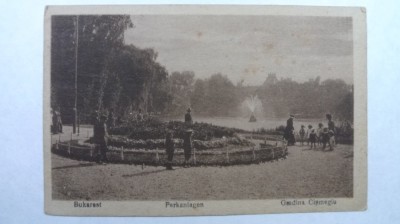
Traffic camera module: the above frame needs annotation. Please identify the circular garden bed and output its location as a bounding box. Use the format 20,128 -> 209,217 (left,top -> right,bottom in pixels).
51,119 -> 288,166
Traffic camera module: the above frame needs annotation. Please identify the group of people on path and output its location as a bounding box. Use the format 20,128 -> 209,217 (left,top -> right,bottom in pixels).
284,113 -> 336,151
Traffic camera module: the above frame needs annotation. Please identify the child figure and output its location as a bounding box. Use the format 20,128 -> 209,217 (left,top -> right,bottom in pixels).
317,123 -> 324,145
299,125 -> 306,146
306,125 -> 313,145
309,129 -> 317,149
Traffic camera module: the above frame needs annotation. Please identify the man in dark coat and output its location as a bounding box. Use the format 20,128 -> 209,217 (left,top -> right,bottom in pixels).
326,114 -> 335,133
284,115 -> 296,145
183,129 -> 193,167
185,108 -> 193,126
321,127 -> 330,150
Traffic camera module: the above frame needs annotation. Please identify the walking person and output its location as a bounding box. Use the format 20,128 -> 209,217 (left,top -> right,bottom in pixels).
185,108 -> 193,126
284,115 -> 295,146
165,131 -> 175,170
326,113 -> 336,150
321,127 -> 330,150
183,129 -> 193,167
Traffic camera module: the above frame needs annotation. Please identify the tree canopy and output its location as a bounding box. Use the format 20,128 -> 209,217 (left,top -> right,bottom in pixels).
51,15 -> 353,123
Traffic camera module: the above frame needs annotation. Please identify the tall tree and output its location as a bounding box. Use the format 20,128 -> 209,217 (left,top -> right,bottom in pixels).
102,45 -> 168,116
51,15 -> 133,123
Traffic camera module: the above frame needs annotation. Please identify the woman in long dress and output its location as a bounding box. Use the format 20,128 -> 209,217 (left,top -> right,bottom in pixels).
284,115 -> 295,145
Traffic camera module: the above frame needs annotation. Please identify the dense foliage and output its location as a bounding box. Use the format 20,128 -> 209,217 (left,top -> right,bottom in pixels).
51,15 -> 134,123
167,72 -> 353,121
257,73 -> 353,120
52,16 -> 354,125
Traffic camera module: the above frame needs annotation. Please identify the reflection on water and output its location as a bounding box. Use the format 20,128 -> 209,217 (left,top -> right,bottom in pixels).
168,116 -> 325,132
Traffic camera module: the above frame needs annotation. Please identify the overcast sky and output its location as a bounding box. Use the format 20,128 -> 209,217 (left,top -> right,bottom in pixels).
125,15 -> 353,85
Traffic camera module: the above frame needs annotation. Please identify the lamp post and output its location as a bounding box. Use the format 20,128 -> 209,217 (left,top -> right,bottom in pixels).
73,15 -> 79,134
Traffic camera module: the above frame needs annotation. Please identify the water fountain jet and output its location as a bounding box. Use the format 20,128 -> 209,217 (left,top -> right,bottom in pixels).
244,95 -> 262,122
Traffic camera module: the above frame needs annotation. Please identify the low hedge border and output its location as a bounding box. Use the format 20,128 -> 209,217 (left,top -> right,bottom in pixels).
51,140 -> 288,166
102,135 -> 254,151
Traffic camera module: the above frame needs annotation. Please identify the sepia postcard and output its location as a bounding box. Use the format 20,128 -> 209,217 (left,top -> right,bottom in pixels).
44,5 -> 367,216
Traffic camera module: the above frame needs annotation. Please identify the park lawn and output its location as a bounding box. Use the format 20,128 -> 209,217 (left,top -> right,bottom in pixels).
51,144 -> 353,200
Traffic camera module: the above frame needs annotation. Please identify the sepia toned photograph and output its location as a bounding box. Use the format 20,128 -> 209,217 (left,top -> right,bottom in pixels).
44,5 -> 367,216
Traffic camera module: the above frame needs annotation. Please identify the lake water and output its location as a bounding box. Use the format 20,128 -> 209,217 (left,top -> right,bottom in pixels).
169,116 -> 325,132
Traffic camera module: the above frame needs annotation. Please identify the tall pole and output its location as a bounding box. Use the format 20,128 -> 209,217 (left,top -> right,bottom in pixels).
73,15 -> 79,134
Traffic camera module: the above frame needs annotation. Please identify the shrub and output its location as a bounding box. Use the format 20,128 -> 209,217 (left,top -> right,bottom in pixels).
253,126 -> 284,136
110,120 -> 244,141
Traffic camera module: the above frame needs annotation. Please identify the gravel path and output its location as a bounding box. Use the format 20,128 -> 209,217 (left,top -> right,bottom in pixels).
52,144 -> 353,200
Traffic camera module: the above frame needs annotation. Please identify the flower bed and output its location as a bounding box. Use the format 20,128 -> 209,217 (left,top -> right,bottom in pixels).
241,133 -> 283,142
110,119 -> 245,141
103,135 -> 254,151
63,117 -> 288,166
52,139 -> 288,166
